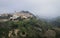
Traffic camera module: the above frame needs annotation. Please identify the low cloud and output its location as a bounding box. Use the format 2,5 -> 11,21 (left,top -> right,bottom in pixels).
0,0 -> 60,18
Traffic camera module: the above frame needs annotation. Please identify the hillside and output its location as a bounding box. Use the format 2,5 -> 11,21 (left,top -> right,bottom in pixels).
0,11 -> 60,38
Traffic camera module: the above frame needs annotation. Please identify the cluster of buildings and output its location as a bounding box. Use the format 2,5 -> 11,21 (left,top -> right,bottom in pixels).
0,11 -> 34,21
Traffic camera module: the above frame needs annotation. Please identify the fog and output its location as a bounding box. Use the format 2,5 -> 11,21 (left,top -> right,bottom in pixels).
0,0 -> 60,19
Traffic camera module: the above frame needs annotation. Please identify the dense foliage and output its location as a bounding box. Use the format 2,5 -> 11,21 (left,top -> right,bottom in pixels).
0,17 -> 60,38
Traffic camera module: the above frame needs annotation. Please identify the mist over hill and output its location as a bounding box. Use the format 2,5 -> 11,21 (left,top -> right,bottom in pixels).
0,0 -> 60,19
0,0 -> 60,38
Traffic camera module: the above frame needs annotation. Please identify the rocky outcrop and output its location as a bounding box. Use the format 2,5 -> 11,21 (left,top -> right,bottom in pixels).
8,29 -> 20,38
43,30 -> 56,38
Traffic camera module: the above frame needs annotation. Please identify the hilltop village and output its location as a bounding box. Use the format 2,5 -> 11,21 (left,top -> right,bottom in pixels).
0,11 -> 34,21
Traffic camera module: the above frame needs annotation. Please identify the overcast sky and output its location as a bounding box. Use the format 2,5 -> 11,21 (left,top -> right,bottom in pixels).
0,0 -> 60,18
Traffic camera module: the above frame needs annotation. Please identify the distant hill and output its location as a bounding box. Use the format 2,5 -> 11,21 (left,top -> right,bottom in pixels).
49,16 -> 60,27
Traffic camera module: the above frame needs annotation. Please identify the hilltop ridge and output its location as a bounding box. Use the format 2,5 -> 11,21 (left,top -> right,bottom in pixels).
0,11 -> 35,22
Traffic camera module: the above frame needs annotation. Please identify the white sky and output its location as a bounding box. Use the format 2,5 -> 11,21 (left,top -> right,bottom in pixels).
0,0 -> 60,18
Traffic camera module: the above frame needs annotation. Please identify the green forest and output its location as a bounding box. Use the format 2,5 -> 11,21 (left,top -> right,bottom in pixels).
0,16 -> 60,38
